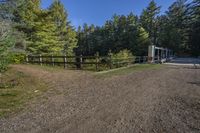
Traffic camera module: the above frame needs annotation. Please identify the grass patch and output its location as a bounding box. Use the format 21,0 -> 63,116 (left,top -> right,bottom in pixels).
96,64 -> 163,77
0,68 -> 48,118
25,64 -> 65,72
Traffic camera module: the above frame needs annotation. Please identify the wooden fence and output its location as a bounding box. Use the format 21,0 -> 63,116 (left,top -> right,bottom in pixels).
26,55 -> 148,71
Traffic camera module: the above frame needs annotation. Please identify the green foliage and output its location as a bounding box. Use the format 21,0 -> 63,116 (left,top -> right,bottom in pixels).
65,26 -> 78,55
165,0 -> 187,53
96,64 -> 162,77
12,0 -> 39,50
0,21 -> 16,72
140,0 -> 200,56
111,49 -> 134,60
111,50 -> 135,67
49,0 -> 77,55
2,0 -> 77,55
0,17 -> 16,55
140,0 -> 161,45
76,0 -> 199,57
0,0 -> 27,72
0,58 -> 9,73
186,0 -> 200,56
154,0 -> 200,56
29,10 -> 62,54
1,0 -> 200,58
136,27 -> 150,55
76,13 -> 150,56
8,53 -> 26,64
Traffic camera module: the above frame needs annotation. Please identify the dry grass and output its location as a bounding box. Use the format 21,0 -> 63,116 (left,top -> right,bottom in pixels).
0,67 -> 48,117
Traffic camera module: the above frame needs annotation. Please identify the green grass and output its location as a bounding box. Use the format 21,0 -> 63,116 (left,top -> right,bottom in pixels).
0,68 -> 48,118
25,64 -> 108,72
95,64 -> 163,77
27,64 -> 64,72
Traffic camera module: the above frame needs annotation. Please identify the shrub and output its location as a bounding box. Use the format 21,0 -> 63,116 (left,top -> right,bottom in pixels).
0,58 -> 9,73
8,53 -> 26,64
111,49 -> 134,60
110,50 -> 135,67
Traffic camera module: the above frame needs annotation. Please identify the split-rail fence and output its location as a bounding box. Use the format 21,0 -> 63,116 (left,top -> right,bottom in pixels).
26,54 -> 148,71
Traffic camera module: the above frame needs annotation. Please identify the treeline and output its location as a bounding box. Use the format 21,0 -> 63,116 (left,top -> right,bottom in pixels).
0,0 -> 200,61
76,0 -> 200,56
76,14 -> 149,56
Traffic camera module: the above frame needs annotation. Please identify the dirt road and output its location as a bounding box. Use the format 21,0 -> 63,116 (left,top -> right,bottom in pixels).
0,65 -> 200,133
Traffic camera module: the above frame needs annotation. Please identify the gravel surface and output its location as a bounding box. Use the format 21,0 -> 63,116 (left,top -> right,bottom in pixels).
0,65 -> 200,133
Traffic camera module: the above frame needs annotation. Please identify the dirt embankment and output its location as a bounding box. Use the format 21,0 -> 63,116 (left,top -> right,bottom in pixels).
0,65 -> 200,133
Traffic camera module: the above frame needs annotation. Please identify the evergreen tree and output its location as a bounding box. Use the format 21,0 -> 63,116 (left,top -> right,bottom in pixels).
135,27 -> 150,55
13,0 -> 41,52
28,10 -> 61,54
2,0 -> 199,57
140,0 -> 161,45
76,13 -> 150,56
187,0 -> 200,56
65,24 -> 77,55
164,0 -> 188,54
156,15 -> 171,48
76,26 -> 84,55
49,0 -> 77,55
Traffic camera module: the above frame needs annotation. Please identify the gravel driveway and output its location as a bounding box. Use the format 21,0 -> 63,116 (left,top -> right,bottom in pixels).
0,65 -> 200,133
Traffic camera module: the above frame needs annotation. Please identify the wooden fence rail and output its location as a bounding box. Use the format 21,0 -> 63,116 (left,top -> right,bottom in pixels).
26,55 -> 148,71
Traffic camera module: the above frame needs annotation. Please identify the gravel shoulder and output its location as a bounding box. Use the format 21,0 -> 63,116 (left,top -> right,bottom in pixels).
0,64 -> 200,133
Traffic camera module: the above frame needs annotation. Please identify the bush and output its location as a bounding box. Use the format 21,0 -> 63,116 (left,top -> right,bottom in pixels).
8,53 -> 26,64
111,49 -> 134,60
0,58 -> 9,73
110,50 -> 135,67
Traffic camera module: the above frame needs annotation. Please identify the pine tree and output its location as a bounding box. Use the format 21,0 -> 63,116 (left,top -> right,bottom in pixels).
140,0 -> 161,45
65,24 -> 77,55
136,27 -> 150,55
29,10 -> 61,54
49,0 -> 77,55
13,0 -> 41,52
76,13 -> 150,56
76,26 -> 84,55
156,15 -> 171,48
165,0 -> 188,54
187,0 -> 200,56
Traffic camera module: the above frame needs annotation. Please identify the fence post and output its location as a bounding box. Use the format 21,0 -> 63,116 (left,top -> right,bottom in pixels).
80,54 -> 83,70
51,55 -> 54,66
40,55 -> 42,66
95,52 -> 99,71
26,55 -> 29,64
64,55 -> 67,69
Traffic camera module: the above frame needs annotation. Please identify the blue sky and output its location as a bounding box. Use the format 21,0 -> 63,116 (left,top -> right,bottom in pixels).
41,0 -> 176,28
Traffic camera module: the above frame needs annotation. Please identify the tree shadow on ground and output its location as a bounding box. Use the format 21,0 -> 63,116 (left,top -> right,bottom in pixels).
188,81 -> 200,87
